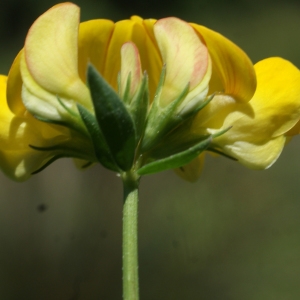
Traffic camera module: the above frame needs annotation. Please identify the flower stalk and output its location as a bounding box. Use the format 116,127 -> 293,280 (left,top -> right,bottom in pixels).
122,171 -> 140,300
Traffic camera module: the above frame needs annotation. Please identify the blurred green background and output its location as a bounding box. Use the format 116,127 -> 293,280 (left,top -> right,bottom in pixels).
1,0 -> 300,299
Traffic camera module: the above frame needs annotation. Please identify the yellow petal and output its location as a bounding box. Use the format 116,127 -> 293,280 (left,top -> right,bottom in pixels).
78,19 -> 115,82
78,16 -> 161,100
286,120 -> 300,136
191,24 -> 256,102
120,42 -> 142,99
250,57 -> 300,137
104,18 -> 162,99
213,58 -> 300,143
102,19 -> 145,91
6,51 -> 25,115
20,52 -> 78,122
154,18 -> 210,107
220,136 -> 286,169
24,2 -> 91,109
0,75 -> 69,181
202,58 -> 300,169
174,153 -> 205,182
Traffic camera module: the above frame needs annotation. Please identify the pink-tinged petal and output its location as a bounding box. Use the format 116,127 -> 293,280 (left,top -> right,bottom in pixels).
191,24 -> 256,102
174,153 -> 205,182
93,16 -> 161,100
20,52 -> 77,122
134,17 -> 163,100
120,42 -> 142,99
154,18 -> 210,107
24,3 -> 91,109
102,18 -> 162,99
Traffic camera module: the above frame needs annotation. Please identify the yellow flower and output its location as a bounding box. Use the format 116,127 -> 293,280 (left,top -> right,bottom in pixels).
2,2 -> 300,181
0,73 -> 95,181
175,56 -> 300,181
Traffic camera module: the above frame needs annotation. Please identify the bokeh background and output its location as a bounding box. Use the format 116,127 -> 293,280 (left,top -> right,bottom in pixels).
1,0 -> 300,299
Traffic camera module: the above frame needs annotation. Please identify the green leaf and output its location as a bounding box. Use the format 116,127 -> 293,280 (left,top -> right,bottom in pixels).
87,64 -> 136,171
137,135 -> 212,175
77,104 -> 119,172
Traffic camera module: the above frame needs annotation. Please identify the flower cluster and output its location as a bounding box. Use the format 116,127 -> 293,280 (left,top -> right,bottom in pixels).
1,2 -> 300,181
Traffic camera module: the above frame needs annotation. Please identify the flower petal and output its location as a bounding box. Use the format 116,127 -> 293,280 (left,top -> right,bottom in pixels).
106,18 -> 162,99
202,57 -> 300,169
20,52 -> 80,123
0,75 -> 69,180
250,57 -> 300,137
78,19 -> 115,82
77,16 -> 161,100
6,51 -> 24,115
24,2 -> 91,109
191,23 -> 256,102
213,58 -> 300,142
220,136 -> 286,169
154,18 -> 210,107
174,153 -> 205,182
120,42 -> 142,99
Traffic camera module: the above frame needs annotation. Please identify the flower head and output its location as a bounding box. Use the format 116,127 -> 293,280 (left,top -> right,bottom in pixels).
1,2 -> 300,181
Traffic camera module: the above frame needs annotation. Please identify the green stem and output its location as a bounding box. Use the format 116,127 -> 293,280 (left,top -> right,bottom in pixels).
122,171 -> 140,300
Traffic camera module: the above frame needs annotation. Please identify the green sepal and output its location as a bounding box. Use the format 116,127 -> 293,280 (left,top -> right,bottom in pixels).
206,126 -> 237,161
29,141 -> 96,164
180,93 -> 215,121
137,135 -> 212,176
56,95 -> 78,118
120,72 -> 132,104
33,113 -> 87,137
77,104 -> 119,172
87,64 -> 136,171
141,81 -> 190,152
127,73 -> 149,142
31,155 -> 93,175
29,144 -> 70,152
80,161 -> 93,169
31,155 -> 68,175
212,126 -> 232,138
33,115 -> 71,128
207,148 -> 238,161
